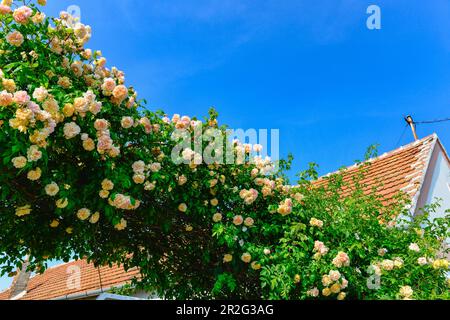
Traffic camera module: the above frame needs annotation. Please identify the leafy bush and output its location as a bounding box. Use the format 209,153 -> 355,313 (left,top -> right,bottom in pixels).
0,1 -> 448,300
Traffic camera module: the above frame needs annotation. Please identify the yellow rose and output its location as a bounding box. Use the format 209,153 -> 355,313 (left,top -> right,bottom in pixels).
56,198 -> 68,209
12,156 -> 27,169
210,198 -> 219,206
89,212 -> 100,224
330,283 -> 341,294
2,79 -> 16,92
45,182 -> 59,196
62,103 -> 75,117
66,227 -> 73,234
178,203 -> 187,213
241,253 -> 252,264
223,254 -> 233,263
185,225 -> 193,232
82,138 -> 95,151
16,205 -> 32,217
212,213 -> 222,222
294,274 -> 301,283
337,292 -> 346,300
251,261 -> 261,271
322,288 -> 331,297
76,208 -> 91,221
50,220 -> 59,228
99,190 -> 109,199
101,179 -> 114,191
114,218 -> 127,231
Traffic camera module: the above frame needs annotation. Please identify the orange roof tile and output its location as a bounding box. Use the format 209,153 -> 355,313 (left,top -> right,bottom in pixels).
0,259 -> 140,300
313,134 -> 438,208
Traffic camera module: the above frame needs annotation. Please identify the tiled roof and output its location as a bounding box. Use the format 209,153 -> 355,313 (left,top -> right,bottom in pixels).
313,134 -> 438,209
0,259 -> 140,300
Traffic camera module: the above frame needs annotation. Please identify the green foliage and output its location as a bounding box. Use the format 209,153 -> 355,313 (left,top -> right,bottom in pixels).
0,1 -> 448,301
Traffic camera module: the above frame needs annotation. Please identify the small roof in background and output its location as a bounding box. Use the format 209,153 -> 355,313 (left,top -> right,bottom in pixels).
0,259 -> 140,300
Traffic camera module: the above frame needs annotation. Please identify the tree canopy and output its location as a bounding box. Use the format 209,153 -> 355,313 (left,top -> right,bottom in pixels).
0,1 -> 448,300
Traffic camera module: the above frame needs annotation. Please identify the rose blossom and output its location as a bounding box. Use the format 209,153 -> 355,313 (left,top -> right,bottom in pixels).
63,122 -> 81,139
0,90 -> 13,107
121,116 -> 134,129
13,91 -> 30,105
32,87 -> 48,102
0,4 -> 12,15
408,243 -> 420,252
6,31 -> 24,47
94,119 -> 109,131
13,6 -> 32,24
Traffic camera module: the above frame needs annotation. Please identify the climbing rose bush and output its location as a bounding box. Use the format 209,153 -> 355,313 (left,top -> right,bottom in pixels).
0,1 -> 448,300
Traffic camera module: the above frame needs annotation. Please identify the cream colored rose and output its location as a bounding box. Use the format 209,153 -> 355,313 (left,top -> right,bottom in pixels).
241,253 -> 252,263
12,156 -> 27,169
89,212 -> 100,224
63,122 -> 81,139
27,167 -> 42,181
16,205 -> 32,217
101,179 -> 114,191
133,174 -> 145,184
178,203 -> 187,213
56,198 -> 68,209
223,254 -> 233,263
233,215 -> 243,226
45,182 -> 59,197
50,220 -> 59,228
212,213 -> 222,223
77,208 -> 91,221
82,138 -> 95,151
114,218 -> 127,231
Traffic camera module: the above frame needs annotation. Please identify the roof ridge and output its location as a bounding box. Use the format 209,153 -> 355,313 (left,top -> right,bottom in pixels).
316,134 -> 437,181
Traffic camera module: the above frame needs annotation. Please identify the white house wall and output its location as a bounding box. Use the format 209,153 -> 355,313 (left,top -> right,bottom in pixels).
425,145 -> 450,219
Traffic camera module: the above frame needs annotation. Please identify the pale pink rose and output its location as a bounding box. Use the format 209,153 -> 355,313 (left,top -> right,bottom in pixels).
13,91 -> 30,105
408,243 -> 420,252
27,101 -> 40,113
162,116 -> 170,124
132,161 -> 146,174
172,114 -> 180,123
329,270 -> 341,282
101,77 -> 116,94
94,119 -> 109,131
417,257 -> 427,266
6,31 -> 24,47
96,134 -> 113,152
63,122 -> 81,139
0,4 -> 12,15
121,116 -> 134,129
332,252 -> 350,268
32,87 -> 48,102
139,117 -> 152,134
89,101 -> 102,115
112,85 -> 128,100
0,90 -> 13,107
13,6 -> 32,24
233,215 -> 244,226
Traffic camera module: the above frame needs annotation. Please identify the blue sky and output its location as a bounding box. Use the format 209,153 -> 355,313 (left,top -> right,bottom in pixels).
1,0 -> 450,290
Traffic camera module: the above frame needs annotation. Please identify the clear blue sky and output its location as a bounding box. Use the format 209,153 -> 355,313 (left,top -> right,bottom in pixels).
2,0 -> 450,291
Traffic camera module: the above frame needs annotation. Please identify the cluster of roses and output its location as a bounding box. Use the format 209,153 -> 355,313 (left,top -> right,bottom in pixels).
319,270 -> 348,300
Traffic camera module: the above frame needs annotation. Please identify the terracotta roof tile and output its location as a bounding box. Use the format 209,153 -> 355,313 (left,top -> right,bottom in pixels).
313,134 -> 437,206
0,260 -> 140,300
